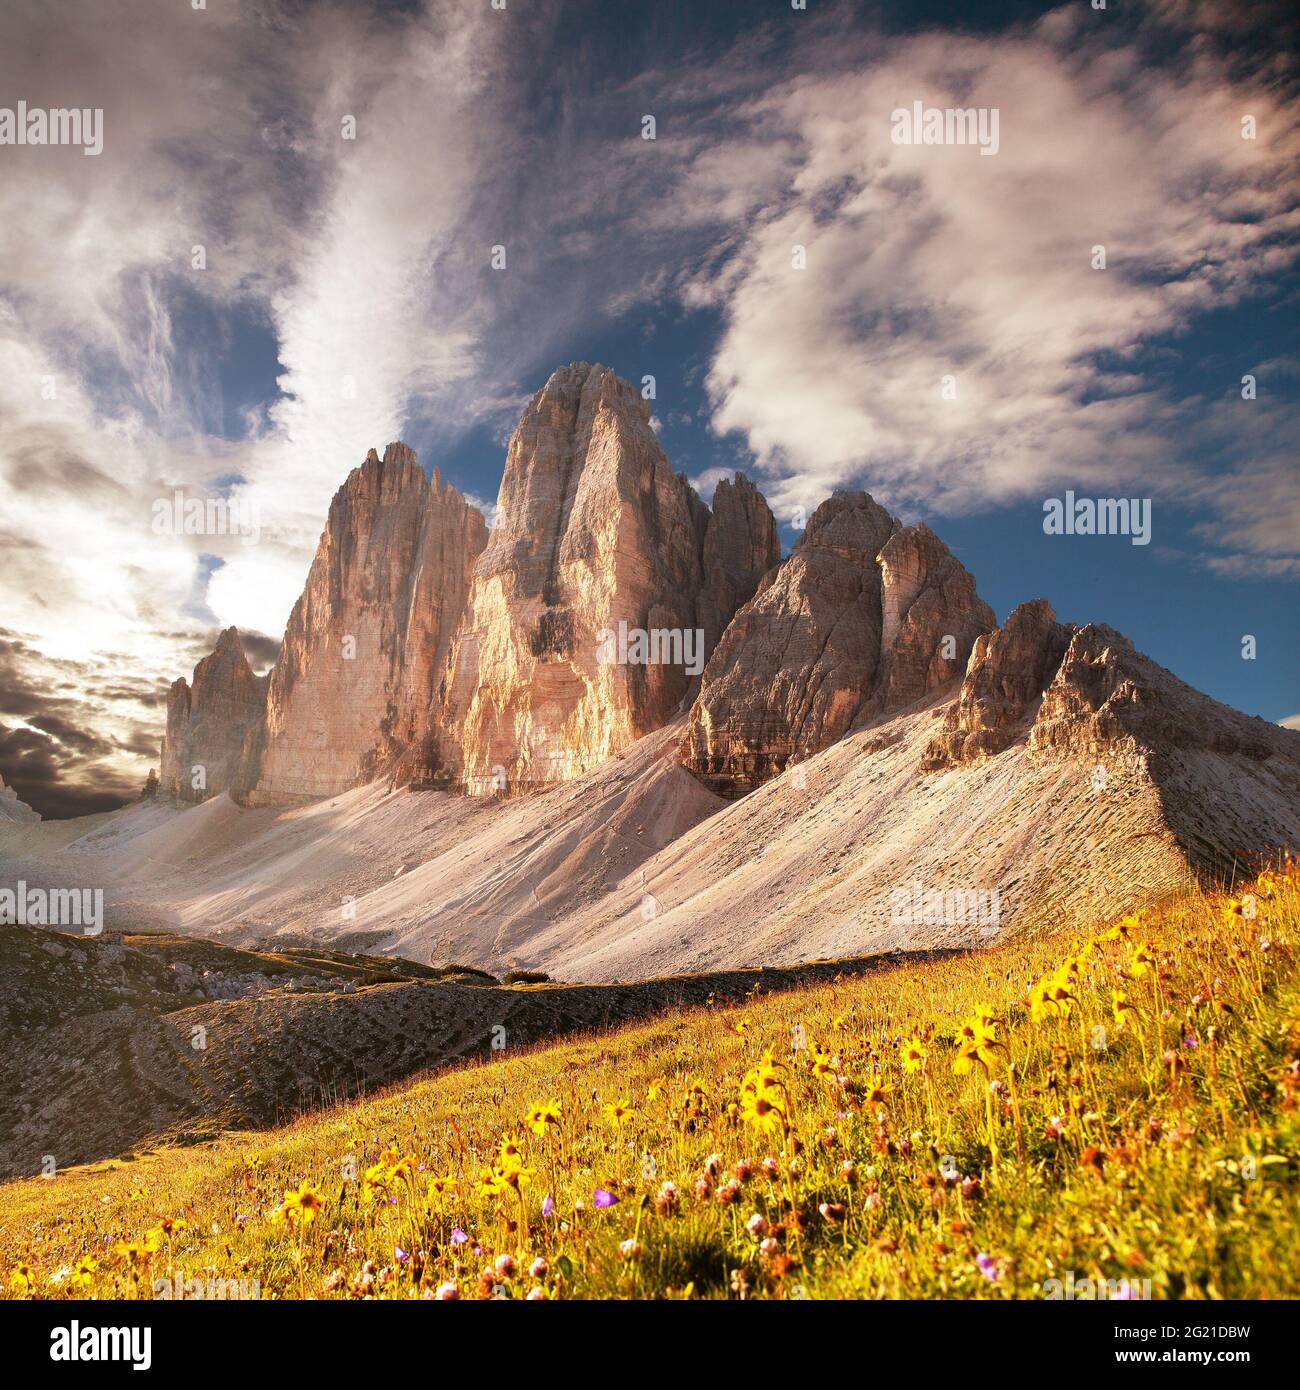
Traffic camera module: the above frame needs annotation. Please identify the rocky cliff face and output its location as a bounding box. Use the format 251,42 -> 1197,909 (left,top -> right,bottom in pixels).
153,360 -> 1285,878
158,375 -> 776,805
248,444 -> 486,804
925,606 -> 1291,777
922,599 -> 1074,767
875,524 -> 997,712
159,627 -> 267,802
434,364 -> 775,792
1027,623 -> 1291,764
696,472 -> 782,658
679,492 -> 994,796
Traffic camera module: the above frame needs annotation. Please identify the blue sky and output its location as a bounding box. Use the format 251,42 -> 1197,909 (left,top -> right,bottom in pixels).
0,0 -> 1296,816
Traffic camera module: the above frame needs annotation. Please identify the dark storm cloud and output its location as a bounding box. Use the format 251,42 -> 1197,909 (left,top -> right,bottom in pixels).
0,722 -> 136,820
23,713 -> 115,759
0,633 -> 166,819
234,628 -> 281,672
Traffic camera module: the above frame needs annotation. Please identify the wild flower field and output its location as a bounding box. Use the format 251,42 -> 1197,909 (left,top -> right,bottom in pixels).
3,863 -> 1299,1301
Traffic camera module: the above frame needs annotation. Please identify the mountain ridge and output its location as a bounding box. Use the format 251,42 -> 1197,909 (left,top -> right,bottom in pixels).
6,362 -> 1298,978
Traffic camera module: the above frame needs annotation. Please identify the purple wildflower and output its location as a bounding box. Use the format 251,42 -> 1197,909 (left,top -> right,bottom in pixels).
593,1188 -> 618,1208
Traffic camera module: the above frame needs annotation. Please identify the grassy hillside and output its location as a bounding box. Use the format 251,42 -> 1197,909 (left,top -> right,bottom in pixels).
3,862 -> 1298,1301
0,925 -> 923,1181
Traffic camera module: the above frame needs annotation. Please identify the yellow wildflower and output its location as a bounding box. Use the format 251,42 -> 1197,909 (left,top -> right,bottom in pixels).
900,1037 -> 928,1074
279,1180 -> 324,1227
603,1098 -> 636,1128
525,1099 -> 562,1135
476,1166 -> 504,1199
361,1161 -> 388,1200
809,1045 -> 836,1079
497,1133 -> 526,1166
739,1084 -> 786,1136
1128,943 -> 1157,979
863,1076 -> 892,1110
426,1176 -> 458,1207
953,1011 -> 1002,1074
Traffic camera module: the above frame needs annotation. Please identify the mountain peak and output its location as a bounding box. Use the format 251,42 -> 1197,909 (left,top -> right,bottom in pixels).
681,493 -> 992,796
435,363 -> 763,790
150,362 -> 1299,931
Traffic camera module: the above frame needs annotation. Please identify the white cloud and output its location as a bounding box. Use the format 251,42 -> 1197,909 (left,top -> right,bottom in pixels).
0,0 -> 505,795
669,13 -> 1300,537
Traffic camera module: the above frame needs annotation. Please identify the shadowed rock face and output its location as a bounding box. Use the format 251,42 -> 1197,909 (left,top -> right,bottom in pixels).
247,445 -> 487,804
696,472 -> 782,659
923,599 -> 1074,767
434,364 -> 775,791
678,492 -> 995,797
159,627 -> 266,802
924,601 -> 1294,775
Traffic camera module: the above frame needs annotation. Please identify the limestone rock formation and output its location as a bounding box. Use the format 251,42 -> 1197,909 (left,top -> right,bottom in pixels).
159,627 -> 267,802
695,472 -> 782,658
153,370 -> 778,805
1027,623 -> 1288,764
875,524 -> 997,712
249,444 -> 486,804
0,771 -> 40,824
922,599 -> 1073,767
679,492 -> 994,796
435,364 -> 771,791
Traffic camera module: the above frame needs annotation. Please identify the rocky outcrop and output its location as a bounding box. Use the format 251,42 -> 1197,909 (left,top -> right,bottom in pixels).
159,679 -> 190,796
1028,624 -> 1288,765
677,492 -> 896,796
875,524 -> 996,712
923,599 -> 1074,767
248,444 -> 486,804
434,364 -> 768,792
679,492 -> 994,796
0,772 -> 40,824
925,606 -> 1293,775
914,608 -> 1300,875
695,473 -> 782,659
159,627 -> 267,802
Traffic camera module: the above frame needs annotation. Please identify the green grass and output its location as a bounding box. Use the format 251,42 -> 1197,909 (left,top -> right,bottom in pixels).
4,864 -> 1299,1300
